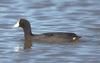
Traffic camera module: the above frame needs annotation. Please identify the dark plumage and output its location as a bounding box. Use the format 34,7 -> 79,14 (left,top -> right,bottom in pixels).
14,19 -> 81,49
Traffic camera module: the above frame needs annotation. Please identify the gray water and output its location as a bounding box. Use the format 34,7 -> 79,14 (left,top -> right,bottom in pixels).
0,0 -> 100,63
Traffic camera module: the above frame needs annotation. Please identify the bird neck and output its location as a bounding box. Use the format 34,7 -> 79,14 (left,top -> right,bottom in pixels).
24,34 -> 32,49
22,26 -> 33,49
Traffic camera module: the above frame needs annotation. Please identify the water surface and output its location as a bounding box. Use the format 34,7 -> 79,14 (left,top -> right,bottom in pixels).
0,0 -> 100,63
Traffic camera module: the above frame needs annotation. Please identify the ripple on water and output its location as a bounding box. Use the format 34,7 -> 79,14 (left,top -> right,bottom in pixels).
0,0 -> 100,63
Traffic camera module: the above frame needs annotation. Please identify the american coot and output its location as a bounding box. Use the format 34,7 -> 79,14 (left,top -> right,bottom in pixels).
14,19 -> 81,49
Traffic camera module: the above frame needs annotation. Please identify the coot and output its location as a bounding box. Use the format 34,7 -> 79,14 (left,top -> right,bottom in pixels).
14,19 -> 81,49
